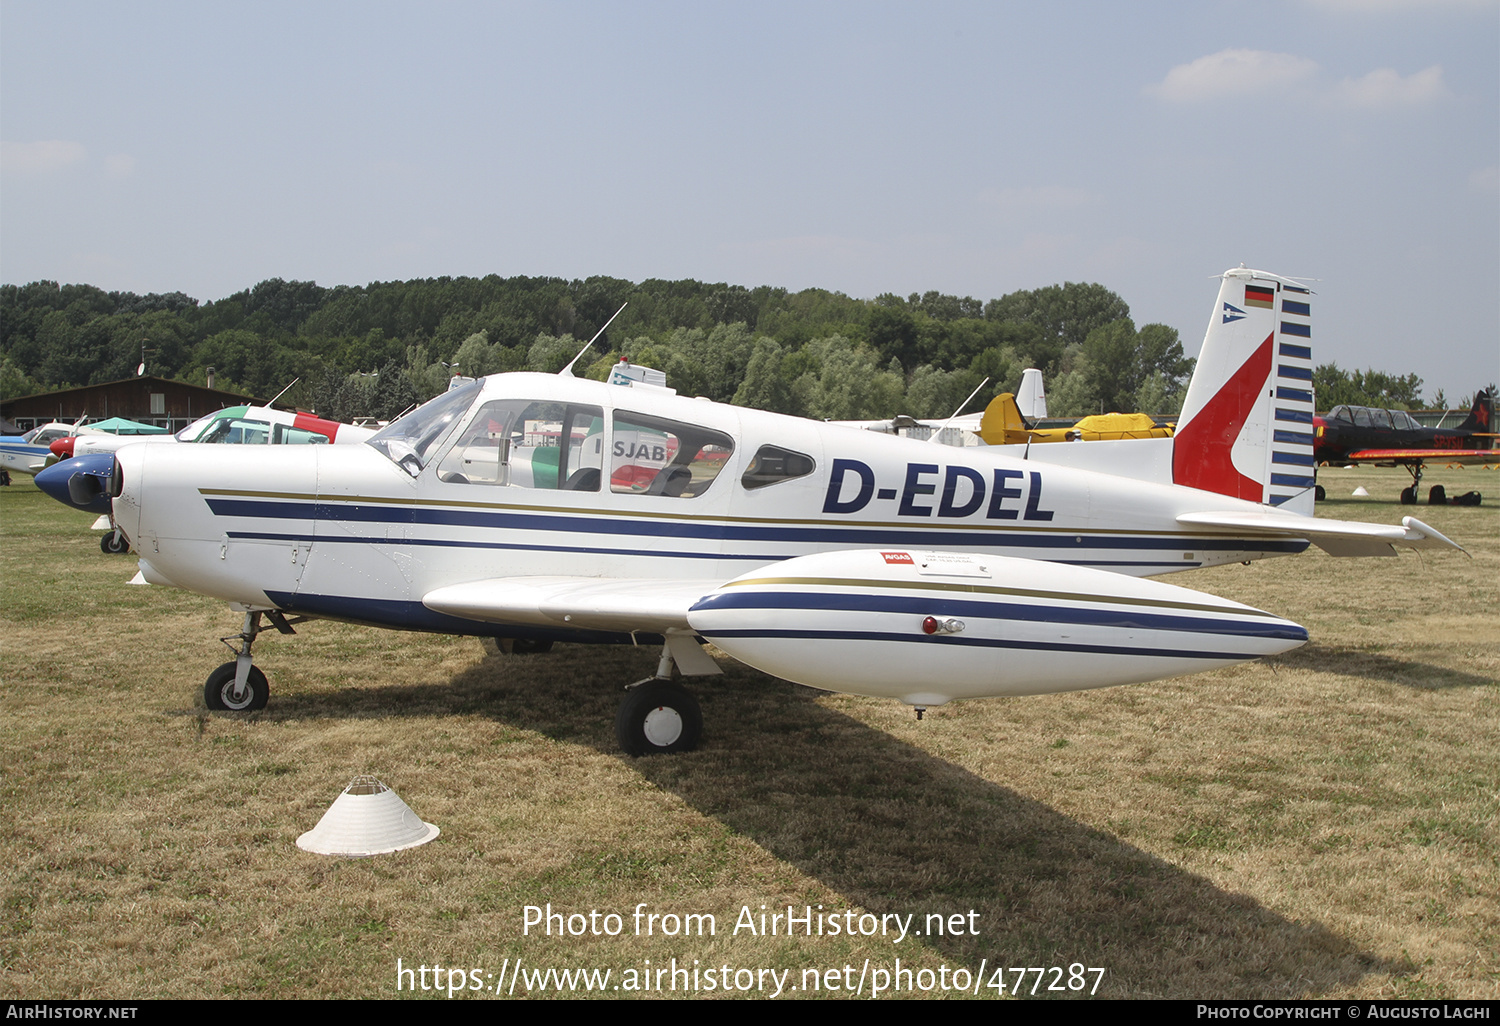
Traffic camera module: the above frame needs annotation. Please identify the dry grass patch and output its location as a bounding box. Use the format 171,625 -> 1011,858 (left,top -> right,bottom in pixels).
1,466 -> 1495,998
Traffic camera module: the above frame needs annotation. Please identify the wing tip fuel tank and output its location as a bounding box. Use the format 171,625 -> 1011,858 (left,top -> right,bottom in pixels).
688,549 -> 1306,705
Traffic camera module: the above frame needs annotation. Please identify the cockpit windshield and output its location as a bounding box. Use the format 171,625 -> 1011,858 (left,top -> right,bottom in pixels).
367,381 -> 483,476
177,408 -> 247,441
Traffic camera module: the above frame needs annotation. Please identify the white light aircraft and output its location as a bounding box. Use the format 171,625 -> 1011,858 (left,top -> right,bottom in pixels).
53,404 -> 374,461
0,420 -> 105,480
71,268 -> 1462,755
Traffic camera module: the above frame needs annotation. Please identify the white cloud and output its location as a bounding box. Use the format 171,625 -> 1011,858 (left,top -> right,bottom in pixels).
1149,50 -> 1451,110
0,139 -> 87,174
1331,65 -> 1448,108
103,153 -> 137,178
1147,49 -> 1319,102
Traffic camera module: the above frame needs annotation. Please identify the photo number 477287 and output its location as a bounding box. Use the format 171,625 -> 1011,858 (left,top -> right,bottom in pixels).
990,964 -> 1106,996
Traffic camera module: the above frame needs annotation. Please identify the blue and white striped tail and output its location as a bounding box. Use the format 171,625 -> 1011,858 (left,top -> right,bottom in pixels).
1174,268 -> 1317,513
1268,285 -> 1316,513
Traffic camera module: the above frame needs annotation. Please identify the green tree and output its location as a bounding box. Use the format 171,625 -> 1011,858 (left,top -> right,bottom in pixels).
984,280 -> 1131,374
732,338 -> 795,414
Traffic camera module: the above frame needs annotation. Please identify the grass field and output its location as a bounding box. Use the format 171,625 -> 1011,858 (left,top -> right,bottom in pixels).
1,464 -> 1495,999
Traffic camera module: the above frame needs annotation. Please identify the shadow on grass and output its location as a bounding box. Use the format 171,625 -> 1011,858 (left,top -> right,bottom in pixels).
1275,644 -> 1497,690
247,645 -> 1388,998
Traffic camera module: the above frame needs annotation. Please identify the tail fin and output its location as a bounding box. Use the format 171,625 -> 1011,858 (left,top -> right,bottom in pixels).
1173,267 -> 1316,514
1456,389 -> 1494,434
1016,368 -> 1048,419
977,393 -> 1031,445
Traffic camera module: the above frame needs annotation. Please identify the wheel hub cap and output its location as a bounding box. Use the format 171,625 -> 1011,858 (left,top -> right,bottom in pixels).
642,705 -> 683,747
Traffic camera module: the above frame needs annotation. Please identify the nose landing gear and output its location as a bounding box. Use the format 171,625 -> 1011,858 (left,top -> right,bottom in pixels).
203,609 -> 301,712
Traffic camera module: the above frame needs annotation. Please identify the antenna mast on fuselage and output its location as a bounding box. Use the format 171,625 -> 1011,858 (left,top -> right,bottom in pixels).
559,304 -> 629,377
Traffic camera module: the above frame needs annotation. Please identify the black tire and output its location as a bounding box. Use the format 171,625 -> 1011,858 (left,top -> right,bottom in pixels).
511,638 -> 554,655
1399,487 -> 1417,505
204,661 -> 269,711
615,681 -> 702,756
100,531 -> 129,554
1314,484 -> 1326,502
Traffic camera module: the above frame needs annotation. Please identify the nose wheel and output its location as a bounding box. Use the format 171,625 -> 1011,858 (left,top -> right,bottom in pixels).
204,662 -> 269,711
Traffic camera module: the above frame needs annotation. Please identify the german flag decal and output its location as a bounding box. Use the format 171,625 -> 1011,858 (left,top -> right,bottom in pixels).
1245,285 -> 1275,309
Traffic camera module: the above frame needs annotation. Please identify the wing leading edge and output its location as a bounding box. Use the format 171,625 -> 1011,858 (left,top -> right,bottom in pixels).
1341,448 -> 1500,465
422,577 -> 712,634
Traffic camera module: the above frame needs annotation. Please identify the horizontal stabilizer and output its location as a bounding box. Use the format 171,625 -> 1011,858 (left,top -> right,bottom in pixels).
422,577 -> 712,634
1176,511 -> 1466,558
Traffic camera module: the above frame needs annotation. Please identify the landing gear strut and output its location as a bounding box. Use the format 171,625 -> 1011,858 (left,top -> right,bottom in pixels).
1399,463 -> 1424,505
203,609 -> 301,712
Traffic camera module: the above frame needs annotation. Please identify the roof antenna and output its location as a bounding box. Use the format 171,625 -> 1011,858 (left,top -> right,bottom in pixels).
926,376 -> 989,445
560,303 -> 628,377
264,378 -> 301,409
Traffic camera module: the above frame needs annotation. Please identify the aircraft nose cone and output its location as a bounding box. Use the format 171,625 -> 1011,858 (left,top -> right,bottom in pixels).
50,437 -> 75,458
34,452 -> 116,514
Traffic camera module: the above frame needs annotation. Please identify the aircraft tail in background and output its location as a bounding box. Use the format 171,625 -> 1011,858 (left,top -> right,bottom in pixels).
1016,367 -> 1048,420
1455,388 -> 1494,434
1172,267 -> 1316,515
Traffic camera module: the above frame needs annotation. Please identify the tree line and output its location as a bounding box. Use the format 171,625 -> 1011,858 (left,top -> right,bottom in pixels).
0,273 -> 1446,424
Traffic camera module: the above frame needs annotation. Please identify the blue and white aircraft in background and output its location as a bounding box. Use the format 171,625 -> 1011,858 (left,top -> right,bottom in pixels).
0,420 -> 104,482
37,268 -> 1463,755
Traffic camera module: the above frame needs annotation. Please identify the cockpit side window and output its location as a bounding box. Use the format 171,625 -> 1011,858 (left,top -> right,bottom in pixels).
199,418 -> 271,444
434,399 -> 604,490
275,424 -> 330,444
740,444 -> 816,489
610,411 -> 734,498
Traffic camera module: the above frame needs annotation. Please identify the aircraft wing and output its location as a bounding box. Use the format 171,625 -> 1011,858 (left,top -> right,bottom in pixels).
1341,448 -> 1500,465
422,576 -> 714,634
1177,510 -> 1466,558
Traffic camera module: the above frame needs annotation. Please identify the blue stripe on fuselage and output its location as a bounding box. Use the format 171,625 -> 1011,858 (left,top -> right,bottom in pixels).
206,497 -> 1309,555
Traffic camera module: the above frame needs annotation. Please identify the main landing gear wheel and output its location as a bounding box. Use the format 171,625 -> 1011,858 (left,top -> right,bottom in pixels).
615,680 -> 702,756
100,531 -> 129,554
204,662 -> 269,711
1400,486 -> 1418,505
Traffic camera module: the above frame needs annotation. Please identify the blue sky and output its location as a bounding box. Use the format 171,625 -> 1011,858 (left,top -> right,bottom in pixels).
3,0 -> 1495,399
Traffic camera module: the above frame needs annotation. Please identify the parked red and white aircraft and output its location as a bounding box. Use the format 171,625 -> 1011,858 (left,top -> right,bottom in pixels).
50,404 -> 372,461
38,268 -> 1463,754
41,405 -> 374,552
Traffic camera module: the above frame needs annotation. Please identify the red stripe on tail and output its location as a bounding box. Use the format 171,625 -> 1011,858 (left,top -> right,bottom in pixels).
1172,333 -> 1274,501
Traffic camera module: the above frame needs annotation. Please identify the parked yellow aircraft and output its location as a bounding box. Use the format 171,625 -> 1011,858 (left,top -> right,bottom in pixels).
977,392 -> 1175,445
